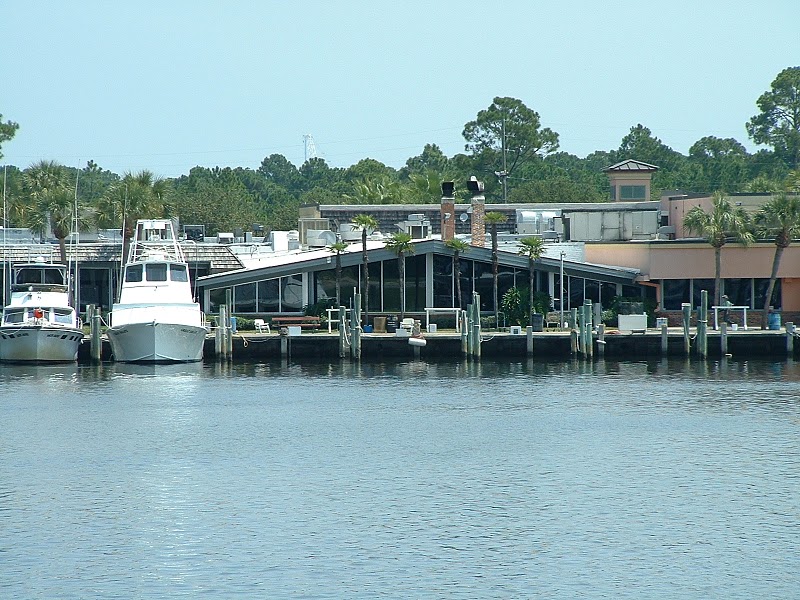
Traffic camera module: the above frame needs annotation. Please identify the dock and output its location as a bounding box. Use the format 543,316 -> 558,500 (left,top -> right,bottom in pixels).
78,327 -> 797,363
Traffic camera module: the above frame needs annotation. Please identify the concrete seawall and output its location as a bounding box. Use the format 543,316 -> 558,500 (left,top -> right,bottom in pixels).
205,330 -> 794,361
78,329 -> 795,363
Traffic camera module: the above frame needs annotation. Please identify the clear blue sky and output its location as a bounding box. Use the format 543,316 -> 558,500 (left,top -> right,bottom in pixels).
2,0 -> 798,177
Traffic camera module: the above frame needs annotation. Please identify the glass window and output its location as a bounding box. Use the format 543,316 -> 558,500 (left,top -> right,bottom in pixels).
170,264 -> 188,282
145,264 -> 167,282
382,259 -> 400,313
459,259 -> 473,309
691,278 -> 714,308
584,279 -> 600,304
554,272 -> 568,311
53,309 -> 73,324
405,255 -> 426,312
433,254 -> 453,308
208,288 -> 227,314
234,282 -> 256,313
257,279 -> 280,312
314,270 -> 336,305
754,278 -> 781,310
281,275 -> 303,311
473,261 -> 493,311
569,277 -> 585,309
3,309 -> 24,324
497,266 -> 515,310
662,279 -> 689,310
17,268 -> 42,284
724,278 -> 751,308
620,185 -> 646,200
44,268 -> 64,285
601,282 -> 617,307
125,265 -> 143,282
367,262 -> 381,312
622,284 -> 641,298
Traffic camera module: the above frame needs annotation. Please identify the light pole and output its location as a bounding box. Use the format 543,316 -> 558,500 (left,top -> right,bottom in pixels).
559,251 -> 565,329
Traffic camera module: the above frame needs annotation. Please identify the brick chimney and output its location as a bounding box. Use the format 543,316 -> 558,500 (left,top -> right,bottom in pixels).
440,181 -> 455,241
467,177 -> 485,247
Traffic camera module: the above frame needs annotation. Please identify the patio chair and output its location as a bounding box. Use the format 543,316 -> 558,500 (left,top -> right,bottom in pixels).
254,318 -> 271,334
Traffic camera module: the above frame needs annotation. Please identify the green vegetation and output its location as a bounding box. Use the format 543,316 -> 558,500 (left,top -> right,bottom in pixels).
683,191 -> 753,305
1,67 -> 799,238
754,193 -> 800,327
518,236 -> 546,328
501,287 -> 551,327
384,231 -> 415,320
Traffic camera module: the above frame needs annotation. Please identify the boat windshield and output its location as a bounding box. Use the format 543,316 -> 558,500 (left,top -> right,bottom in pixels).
145,264 -> 168,282
3,309 -> 25,324
53,309 -> 73,324
15,267 -> 66,286
170,264 -> 188,282
125,265 -> 143,282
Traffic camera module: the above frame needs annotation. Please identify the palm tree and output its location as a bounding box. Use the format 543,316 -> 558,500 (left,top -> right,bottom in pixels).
518,236 -> 546,327
98,170 -> 169,262
384,232 -> 415,320
683,191 -> 753,306
755,193 -> 800,328
22,160 -> 75,262
326,240 -> 349,307
485,211 -> 508,327
444,238 -> 470,309
350,214 -> 378,324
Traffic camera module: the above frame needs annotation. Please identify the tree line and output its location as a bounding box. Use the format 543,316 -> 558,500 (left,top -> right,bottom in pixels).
1,67 -> 799,239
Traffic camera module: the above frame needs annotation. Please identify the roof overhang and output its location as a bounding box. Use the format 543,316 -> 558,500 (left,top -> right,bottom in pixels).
196,239 -> 640,290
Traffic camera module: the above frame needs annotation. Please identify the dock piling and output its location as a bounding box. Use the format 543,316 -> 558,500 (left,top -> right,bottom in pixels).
720,322 -> 728,356
682,303 -> 691,356
89,304 -> 101,363
698,290 -> 708,359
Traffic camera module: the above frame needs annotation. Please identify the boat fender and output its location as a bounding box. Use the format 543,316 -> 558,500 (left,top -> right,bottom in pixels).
408,337 -> 426,347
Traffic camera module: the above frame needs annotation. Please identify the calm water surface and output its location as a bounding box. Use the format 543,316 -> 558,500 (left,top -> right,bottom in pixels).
1,358 -> 799,599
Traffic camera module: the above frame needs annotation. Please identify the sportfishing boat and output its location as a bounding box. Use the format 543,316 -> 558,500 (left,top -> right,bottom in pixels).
0,260 -> 84,362
106,219 -> 207,362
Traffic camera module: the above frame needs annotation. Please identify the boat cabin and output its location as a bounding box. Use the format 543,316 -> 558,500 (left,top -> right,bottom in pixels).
11,264 -> 69,292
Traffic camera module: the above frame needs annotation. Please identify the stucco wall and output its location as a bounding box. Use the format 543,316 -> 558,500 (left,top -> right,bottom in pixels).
586,242 -> 799,280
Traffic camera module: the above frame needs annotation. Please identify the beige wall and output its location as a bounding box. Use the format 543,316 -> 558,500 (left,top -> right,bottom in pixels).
586,242 -> 800,280
609,172 -> 651,202
586,242 -> 800,308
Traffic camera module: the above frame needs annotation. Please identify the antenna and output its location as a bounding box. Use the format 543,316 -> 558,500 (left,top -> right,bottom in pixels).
303,134 -> 317,163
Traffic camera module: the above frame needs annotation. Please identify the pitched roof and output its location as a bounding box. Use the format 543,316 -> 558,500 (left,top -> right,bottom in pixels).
603,159 -> 659,173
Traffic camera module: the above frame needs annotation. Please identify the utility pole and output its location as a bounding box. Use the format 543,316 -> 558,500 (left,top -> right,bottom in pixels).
495,118 -> 508,203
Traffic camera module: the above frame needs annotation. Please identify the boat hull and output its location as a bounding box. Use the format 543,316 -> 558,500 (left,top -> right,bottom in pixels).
107,322 -> 206,363
0,326 -> 84,363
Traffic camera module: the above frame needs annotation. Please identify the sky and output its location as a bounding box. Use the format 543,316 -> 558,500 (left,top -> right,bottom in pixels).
1,0 -> 798,178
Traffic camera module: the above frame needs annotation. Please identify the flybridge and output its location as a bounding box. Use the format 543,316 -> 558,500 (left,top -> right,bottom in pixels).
127,219 -> 186,264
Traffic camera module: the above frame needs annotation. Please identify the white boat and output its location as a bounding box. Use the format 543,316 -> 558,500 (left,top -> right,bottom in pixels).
0,261 -> 84,362
106,219 -> 207,362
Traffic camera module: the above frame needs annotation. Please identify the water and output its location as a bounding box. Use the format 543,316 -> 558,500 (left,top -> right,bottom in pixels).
1,358 -> 799,599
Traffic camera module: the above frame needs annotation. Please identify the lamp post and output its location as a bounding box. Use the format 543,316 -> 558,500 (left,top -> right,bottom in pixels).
559,251 -> 565,329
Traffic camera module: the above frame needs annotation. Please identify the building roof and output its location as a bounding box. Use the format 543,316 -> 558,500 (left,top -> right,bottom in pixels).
603,159 -> 659,173
195,238 -> 640,290
0,242 -> 244,272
